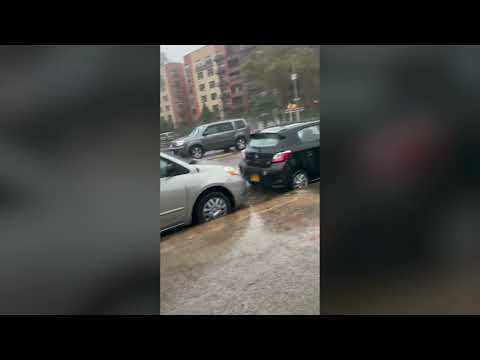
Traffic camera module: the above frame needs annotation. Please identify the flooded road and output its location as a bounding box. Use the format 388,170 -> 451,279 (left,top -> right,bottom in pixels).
160,159 -> 320,314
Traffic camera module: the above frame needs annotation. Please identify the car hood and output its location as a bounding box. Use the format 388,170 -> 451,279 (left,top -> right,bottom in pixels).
195,164 -> 227,173
172,136 -> 192,143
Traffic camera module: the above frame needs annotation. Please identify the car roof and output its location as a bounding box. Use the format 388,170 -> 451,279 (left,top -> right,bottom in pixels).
203,118 -> 246,126
260,120 -> 319,134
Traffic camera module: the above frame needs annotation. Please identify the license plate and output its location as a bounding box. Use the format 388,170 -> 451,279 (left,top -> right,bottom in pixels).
250,175 -> 260,183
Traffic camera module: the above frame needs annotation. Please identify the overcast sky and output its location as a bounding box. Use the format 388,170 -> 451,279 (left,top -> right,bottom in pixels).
161,45 -> 205,63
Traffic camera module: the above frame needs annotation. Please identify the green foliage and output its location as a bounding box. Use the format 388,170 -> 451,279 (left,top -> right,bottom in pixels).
242,45 -> 319,112
200,105 -> 216,123
247,94 -> 279,119
160,116 -> 174,133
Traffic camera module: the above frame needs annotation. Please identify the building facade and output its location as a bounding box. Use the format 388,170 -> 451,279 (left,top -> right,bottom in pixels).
160,63 -> 191,129
184,45 -> 227,122
216,45 -> 257,118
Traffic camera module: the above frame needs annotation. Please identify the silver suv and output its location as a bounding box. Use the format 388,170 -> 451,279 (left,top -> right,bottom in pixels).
168,119 -> 251,159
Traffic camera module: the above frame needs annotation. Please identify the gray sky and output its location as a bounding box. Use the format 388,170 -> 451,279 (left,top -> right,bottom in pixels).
161,45 -> 205,63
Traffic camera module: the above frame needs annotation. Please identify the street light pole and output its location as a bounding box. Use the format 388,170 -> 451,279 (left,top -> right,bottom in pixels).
291,63 -> 301,122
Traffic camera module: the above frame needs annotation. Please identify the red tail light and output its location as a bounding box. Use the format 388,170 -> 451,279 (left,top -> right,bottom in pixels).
271,150 -> 292,164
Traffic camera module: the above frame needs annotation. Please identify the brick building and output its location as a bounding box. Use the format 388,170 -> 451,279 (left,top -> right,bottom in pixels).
216,45 -> 257,118
160,63 -> 191,129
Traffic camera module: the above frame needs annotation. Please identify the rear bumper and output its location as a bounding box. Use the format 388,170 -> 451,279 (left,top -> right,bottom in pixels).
239,161 -> 288,188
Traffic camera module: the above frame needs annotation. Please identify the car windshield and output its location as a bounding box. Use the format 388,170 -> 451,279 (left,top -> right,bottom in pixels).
188,127 -> 202,137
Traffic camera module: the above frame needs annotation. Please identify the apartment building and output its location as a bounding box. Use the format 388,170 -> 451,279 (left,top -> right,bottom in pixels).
217,45 -> 257,118
160,63 -> 191,128
184,45 -> 226,121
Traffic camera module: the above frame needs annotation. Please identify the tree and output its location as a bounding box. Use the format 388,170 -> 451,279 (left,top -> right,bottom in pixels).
248,93 -> 279,120
200,105 -> 215,124
160,116 -> 174,133
242,45 -> 319,115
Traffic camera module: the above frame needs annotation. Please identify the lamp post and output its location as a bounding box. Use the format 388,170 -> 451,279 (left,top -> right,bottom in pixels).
291,65 -> 301,122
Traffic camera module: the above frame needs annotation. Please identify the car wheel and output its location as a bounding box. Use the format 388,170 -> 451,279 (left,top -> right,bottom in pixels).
291,170 -> 309,190
235,137 -> 247,151
190,145 -> 204,159
196,191 -> 232,224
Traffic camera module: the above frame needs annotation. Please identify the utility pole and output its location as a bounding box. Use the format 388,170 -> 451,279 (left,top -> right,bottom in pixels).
291,63 -> 301,122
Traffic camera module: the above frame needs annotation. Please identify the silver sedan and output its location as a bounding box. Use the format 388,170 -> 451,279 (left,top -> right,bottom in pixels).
160,152 -> 248,232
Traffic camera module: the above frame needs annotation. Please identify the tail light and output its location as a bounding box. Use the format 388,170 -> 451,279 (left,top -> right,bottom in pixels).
241,150 -> 245,160
271,150 -> 292,164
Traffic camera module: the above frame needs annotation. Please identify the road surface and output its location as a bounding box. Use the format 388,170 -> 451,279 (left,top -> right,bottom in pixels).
160,150 -> 320,315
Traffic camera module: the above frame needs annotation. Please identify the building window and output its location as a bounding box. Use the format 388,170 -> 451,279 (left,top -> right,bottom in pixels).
197,71 -> 204,80
227,58 -> 240,68
211,93 -> 217,101
201,96 -> 207,103
168,115 -> 172,122
213,105 -> 219,113
162,96 -> 168,102
209,81 -> 215,89
199,84 -> 206,91
166,105 -> 170,111
208,68 -> 214,77
231,84 -> 242,94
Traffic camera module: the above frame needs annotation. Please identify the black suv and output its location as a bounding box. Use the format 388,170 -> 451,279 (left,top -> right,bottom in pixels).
239,121 -> 320,189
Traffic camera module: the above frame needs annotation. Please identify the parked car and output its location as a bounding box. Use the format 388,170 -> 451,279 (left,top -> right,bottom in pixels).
160,132 -> 177,142
168,119 -> 250,159
239,120 -> 320,190
160,152 -> 248,232
160,132 -> 178,149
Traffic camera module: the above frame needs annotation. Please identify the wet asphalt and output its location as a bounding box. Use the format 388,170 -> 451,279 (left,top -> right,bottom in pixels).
160,150 -> 320,315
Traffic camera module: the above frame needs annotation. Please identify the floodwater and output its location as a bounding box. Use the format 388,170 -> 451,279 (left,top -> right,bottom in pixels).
160,180 -> 320,315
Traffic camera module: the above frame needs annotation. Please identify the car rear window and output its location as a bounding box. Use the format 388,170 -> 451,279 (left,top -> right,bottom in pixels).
297,125 -> 320,143
234,120 -> 246,129
250,134 -> 282,147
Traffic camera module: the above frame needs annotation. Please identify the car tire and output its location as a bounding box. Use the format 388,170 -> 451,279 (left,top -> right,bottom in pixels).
195,191 -> 232,224
189,145 -> 204,159
290,169 -> 309,190
235,137 -> 247,151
